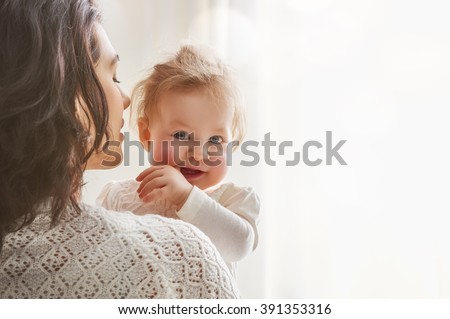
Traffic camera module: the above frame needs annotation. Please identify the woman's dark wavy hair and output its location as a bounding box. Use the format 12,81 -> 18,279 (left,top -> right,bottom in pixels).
0,0 -> 109,252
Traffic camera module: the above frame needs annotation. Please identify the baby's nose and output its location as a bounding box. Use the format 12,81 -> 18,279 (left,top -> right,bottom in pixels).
191,145 -> 204,161
188,142 -> 207,166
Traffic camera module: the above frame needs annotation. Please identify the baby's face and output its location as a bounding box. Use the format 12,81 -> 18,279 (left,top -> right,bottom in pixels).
140,88 -> 233,190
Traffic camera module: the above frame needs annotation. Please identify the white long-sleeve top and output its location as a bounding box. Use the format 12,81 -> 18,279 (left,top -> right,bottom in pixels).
97,180 -> 260,277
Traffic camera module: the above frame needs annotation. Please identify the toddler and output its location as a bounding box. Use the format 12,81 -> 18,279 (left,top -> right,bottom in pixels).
97,45 -> 259,277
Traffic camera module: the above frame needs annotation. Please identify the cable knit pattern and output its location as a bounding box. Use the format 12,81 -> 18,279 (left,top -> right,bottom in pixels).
0,203 -> 240,298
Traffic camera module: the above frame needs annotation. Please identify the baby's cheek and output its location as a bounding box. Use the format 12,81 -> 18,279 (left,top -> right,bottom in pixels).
204,155 -> 226,168
206,155 -> 228,185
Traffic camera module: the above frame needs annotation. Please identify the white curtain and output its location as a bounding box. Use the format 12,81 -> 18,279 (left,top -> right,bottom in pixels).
84,0 -> 450,298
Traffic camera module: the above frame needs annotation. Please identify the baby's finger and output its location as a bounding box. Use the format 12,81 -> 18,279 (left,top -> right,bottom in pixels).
138,176 -> 166,199
141,187 -> 164,203
136,165 -> 166,181
137,169 -> 167,193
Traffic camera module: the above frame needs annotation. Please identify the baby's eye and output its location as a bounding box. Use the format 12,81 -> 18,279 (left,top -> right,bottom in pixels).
113,76 -> 121,84
173,131 -> 190,141
209,135 -> 223,144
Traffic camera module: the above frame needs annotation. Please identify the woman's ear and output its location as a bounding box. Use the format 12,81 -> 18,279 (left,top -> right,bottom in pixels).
138,117 -> 151,152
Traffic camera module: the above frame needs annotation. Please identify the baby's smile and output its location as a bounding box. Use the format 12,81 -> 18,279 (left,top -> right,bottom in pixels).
179,167 -> 206,182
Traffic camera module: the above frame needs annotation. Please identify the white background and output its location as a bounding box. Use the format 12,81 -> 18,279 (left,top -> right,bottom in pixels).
83,0 -> 450,298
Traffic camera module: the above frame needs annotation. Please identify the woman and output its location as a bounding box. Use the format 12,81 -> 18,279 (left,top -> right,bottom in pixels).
0,0 -> 239,298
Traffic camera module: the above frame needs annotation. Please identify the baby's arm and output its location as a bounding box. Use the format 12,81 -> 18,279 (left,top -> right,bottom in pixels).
96,181 -> 124,211
177,184 -> 260,263
96,179 -> 178,217
136,166 -> 260,262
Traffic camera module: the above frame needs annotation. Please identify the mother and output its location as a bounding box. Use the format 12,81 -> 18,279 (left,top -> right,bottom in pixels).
0,0 -> 239,298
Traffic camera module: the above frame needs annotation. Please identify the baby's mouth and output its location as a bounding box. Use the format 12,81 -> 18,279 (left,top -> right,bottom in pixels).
180,167 -> 205,180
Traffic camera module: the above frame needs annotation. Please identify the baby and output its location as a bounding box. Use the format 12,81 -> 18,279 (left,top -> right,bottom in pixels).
97,45 -> 259,277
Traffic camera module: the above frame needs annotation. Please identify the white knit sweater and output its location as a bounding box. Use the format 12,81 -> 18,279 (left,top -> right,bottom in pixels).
0,203 -> 240,298
97,180 -> 260,278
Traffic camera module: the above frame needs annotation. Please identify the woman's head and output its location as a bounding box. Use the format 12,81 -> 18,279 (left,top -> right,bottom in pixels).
0,0 -> 128,250
85,25 -> 131,169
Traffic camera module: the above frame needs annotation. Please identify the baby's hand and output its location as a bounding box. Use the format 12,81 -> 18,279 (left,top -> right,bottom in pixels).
136,165 -> 193,211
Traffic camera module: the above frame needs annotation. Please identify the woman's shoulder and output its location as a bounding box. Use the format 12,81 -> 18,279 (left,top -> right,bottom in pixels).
0,204 -> 240,298
83,202 -> 210,242
81,204 -> 240,297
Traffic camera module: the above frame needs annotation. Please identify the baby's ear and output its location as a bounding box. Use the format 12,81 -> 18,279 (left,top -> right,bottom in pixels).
137,117 -> 151,152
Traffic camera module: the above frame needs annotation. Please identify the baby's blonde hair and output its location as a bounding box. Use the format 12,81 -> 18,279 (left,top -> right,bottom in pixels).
131,45 -> 245,144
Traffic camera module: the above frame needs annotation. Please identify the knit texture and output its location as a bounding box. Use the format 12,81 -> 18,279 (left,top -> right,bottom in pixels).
97,179 -> 260,278
0,204 -> 240,298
